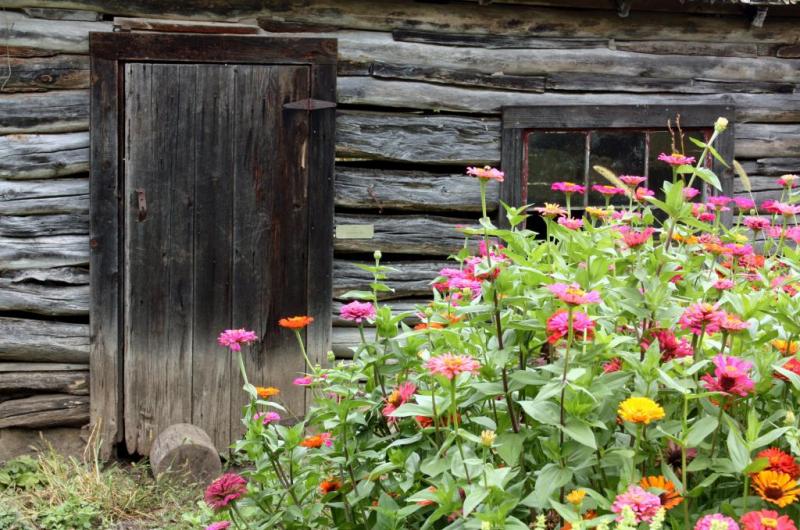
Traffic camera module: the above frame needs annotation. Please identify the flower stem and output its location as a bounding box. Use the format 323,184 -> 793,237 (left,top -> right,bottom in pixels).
451,379 -> 472,484
681,394 -> 690,530
709,401 -> 725,459
558,307 -> 575,460
293,329 -> 314,373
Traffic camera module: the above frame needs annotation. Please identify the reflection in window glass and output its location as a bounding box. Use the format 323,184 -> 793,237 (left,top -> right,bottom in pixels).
647,131 -> 708,200
526,132 -> 586,205
589,132 -> 646,206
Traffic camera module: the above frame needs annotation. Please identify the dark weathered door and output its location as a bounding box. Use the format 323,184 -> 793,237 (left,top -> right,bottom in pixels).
90,34 -> 336,456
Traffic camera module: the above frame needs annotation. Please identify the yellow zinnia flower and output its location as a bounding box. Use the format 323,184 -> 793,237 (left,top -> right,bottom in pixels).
566,489 -> 586,505
618,397 -> 665,424
752,470 -> 800,507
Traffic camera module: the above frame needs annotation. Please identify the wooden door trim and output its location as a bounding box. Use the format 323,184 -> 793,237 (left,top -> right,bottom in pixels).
89,33 -> 336,457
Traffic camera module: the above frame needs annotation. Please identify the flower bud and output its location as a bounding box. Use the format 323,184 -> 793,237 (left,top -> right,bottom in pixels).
480,522 -> 492,530
480,429 -> 496,447
373,250 -> 382,261
714,117 -> 729,132
786,410 -> 796,425
327,350 -> 336,362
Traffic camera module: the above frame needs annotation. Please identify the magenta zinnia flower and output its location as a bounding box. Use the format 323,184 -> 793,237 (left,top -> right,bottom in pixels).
701,354 -> 754,398
695,514 -> 739,530
645,329 -> 693,362
678,302 -> 726,335
720,312 -> 749,332
714,279 -> 735,290
557,217 -> 583,230
217,329 -> 258,352
547,282 -> 601,306
744,217 -> 770,232
206,522 -> 231,530
466,165 -> 504,182
426,353 -> 480,380
546,309 -> 595,344
683,187 -> 701,200
253,411 -> 281,425
551,181 -> 586,194
611,485 -> 662,523
383,381 -> 417,420
293,376 -> 314,386
707,195 -> 732,209
658,153 -> 696,166
619,175 -> 646,187
339,301 -> 376,324
204,473 -> 247,511
734,197 -> 755,211
592,184 -> 626,196
622,227 -> 655,249
741,509 -> 797,530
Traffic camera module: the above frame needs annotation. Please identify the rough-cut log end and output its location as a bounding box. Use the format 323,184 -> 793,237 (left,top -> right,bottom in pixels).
149,423 -> 221,485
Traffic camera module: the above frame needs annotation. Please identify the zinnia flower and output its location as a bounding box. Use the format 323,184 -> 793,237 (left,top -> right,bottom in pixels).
319,478 -> 342,494
558,217 -> 583,230
592,184 -> 626,196
256,386 -> 280,399
664,440 -> 696,473
547,282 -> 601,306
619,175 -> 646,187
566,489 -> 586,505
775,358 -> 800,382
741,509 -> 797,530
707,196 -> 732,209
426,353 -> 480,380
339,301 -> 376,324
603,357 -> 622,373
772,339 -> 799,356
734,197 -> 756,211
720,313 -> 749,332
253,411 -> 281,425
695,514 -> 740,530
678,302 -> 726,335
618,397 -> 665,424
639,475 -> 683,510
752,470 -> 800,507
534,203 -> 568,217
778,174 -> 799,188
300,432 -> 333,448
635,187 -> 655,201
546,309 -> 595,344
623,227 -> 655,248
585,206 -> 611,218
744,217 -> 770,232
714,279 -> 735,290
278,316 -> 314,329
206,522 -> 231,530
467,165 -> 504,182
204,473 -> 247,511
383,381 -> 417,420
658,153 -> 696,166
551,181 -> 586,194
293,376 -> 314,386
217,329 -> 258,352
611,485 -> 662,523
683,187 -> 701,200
757,448 -> 800,479
701,354 -> 754,397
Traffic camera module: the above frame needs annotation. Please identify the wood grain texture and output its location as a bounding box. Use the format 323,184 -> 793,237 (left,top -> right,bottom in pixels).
369,62 -> 546,93
149,423 -> 221,484
0,213 -> 88,237
0,363 -> 89,372
0,55 -> 90,92
0,91 -> 89,134
735,124 -> 800,158
113,16 -> 259,34
333,259 -> 444,299
335,166 -> 498,212
0,177 -> 88,215
0,266 -> 89,285
0,371 -> 88,395
0,132 -> 89,179
0,317 -> 89,363
0,235 -> 88,270
0,394 -> 89,428
0,11 -> 109,54
334,213 -> 476,256
0,279 -> 88,316
22,8 -> 102,21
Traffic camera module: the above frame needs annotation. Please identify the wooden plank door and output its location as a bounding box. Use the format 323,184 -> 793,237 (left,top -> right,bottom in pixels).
90,34 -> 336,456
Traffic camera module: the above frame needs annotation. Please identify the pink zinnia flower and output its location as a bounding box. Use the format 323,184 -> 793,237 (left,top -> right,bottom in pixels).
707,195 -> 732,209
547,282 -> 601,306
551,181 -> 586,194
658,153 -> 696,166
253,411 -> 281,425
623,227 -> 655,248
339,301 -> 376,324
695,514 -> 740,530
592,184 -> 626,196
744,217 -> 770,231
720,312 -> 749,332
426,353 -> 480,380
217,329 -> 258,352
741,510 -> 797,530
619,175 -> 646,187
466,165 -> 504,182
557,217 -> 583,230
734,197 -> 755,211
644,329 -> 693,362
635,187 -> 655,201
778,174 -> 799,188
533,203 -> 568,218
763,201 -> 800,216
603,357 -> 622,373
205,473 -> 247,511
611,485 -> 662,523
714,279 -> 735,290
679,303 -> 726,335
206,522 -> 232,530
724,243 -> 753,257
701,354 -> 754,397
293,376 -> 314,386
546,309 -> 595,344
787,226 -> 800,244
383,381 -> 417,420
683,187 -> 701,200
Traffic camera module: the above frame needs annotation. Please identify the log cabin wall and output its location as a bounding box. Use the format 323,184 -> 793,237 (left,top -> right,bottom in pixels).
0,0 -> 799,456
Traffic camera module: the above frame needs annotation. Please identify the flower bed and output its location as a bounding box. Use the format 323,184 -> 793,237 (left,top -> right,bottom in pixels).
206,118 -> 800,529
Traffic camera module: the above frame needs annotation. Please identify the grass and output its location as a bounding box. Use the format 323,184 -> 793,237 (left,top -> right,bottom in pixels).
0,441 -> 209,530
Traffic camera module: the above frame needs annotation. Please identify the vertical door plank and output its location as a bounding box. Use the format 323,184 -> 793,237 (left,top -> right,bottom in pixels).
230,65 -> 310,433
124,63 -> 196,455
191,65 -> 235,451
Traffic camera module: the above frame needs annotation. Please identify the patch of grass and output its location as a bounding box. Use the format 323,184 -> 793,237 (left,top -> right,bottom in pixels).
0,447 -> 209,529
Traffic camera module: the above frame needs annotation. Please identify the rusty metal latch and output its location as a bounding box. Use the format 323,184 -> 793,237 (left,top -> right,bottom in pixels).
283,98 -> 337,111
136,188 -> 147,222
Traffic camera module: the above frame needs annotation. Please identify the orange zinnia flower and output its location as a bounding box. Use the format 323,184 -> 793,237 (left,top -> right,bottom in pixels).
256,386 -> 280,399
414,322 -> 444,331
640,475 -> 683,510
757,448 -> 800,479
773,339 -> 799,356
299,432 -> 332,448
319,478 -> 342,494
752,470 -> 800,507
278,315 -> 314,329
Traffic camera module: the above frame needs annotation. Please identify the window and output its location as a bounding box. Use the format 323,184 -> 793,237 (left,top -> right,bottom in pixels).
500,105 -> 735,217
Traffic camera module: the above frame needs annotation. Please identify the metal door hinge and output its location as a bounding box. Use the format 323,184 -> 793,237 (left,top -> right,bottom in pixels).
283,98 -> 337,111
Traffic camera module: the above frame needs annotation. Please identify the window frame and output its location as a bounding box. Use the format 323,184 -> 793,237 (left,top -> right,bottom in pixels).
500,104 -> 736,221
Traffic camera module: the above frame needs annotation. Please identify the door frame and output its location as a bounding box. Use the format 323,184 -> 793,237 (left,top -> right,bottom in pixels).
89,32 -> 336,457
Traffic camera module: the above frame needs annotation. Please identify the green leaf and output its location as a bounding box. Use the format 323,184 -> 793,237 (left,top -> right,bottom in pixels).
463,486 -> 489,517
657,368 -> 690,395
686,416 -> 719,447
693,167 -> 722,191
689,136 -> 729,168
389,402 -> 433,418
752,427 -> 791,450
727,427 -> 750,473
562,420 -> 597,450
743,457 -> 771,474
496,432 -> 525,467
519,400 -> 561,426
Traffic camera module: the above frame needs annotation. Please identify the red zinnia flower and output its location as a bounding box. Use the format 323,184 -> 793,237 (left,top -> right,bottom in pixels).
204,473 -> 247,511
319,478 -> 342,495
757,448 -> 800,479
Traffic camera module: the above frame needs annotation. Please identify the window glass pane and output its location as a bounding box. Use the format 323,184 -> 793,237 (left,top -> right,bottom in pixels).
527,131 -> 586,204
589,131 -> 646,206
647,130 -> 709,199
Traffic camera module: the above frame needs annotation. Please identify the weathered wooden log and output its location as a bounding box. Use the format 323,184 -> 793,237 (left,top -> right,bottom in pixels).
736,125 -> 800,158
0,91 -> 89,134
0,279 -> 89,316
370,63 -> 547,92
337,77 -> 800,123
333,259 -> 445,299
332,326 -> 361,358
0,363 -> 89,372
0,132 -> 89,179
543,74 -> 797,95
149,423 -> 222,483
0,213 -> 89,237
0,394 -> 89,429
0,266 -> 89,285
0,371 -> 88,395
22,8 -> 102,21
0,235 -> 89,270
334,213 -> 476,255
113,16 -> 260,34
335,166 -> 498,212
0,177 -> 89,215
754,158 -> 800,175
332,298 -> 425,326
0,55 -> 90,92
336,111 -> 500,164
0,12 -> 109,54
777,45 -> 800,59
734,176 -> 788,193
253,1 -> 800,44
0,317 -> 89,363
